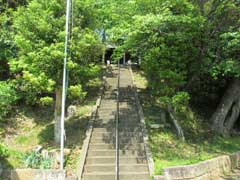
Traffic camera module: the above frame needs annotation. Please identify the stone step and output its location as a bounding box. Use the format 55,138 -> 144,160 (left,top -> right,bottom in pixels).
85,156 -> 147,165
92,128 -> 114,133
88,143 -> 115,150
97,111 -> 116,116
91,131 -> 142,138
96,114 -> 115,118
91,136 -> 143,143
97,109 -> 116,112
103,92 -> 116,96
98,107 -> 116,111
95,118 -> 139,123
103,96 -> 116,99
88,149 -> 145,157
92,127 -> 142,133
84,164 -> 148,173
93,121 -> 115,125
120,110 -> 139,114
119,106 -> 137,110
97,114 -> 139,119
118,94 -> 135,97
95,116 -> 139,121
96,114 -> 116,119
93,122 -> 141,128
89,143 -> 145,151
82,172 -> 149,180
119,116 -> 140,120
98,105 -> 117,109
98,107 -> 117,111
119,96 -> 136,101
100,103 -> 117,106
100,100 -> 117,104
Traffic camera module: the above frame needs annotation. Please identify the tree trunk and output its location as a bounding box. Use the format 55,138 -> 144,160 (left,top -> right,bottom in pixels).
223,98 -> 240,136
211,79 -> 240,136
168,105 -> 185,141
54,88 -> 62,145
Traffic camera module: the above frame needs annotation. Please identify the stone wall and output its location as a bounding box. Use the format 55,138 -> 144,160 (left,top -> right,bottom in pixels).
0,169 -> 65,180
154,152 -> 240,180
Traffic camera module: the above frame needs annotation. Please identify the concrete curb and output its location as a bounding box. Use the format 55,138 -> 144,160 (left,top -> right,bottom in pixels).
129,65 -> 155,177
154,152 -> 240,180
1,169 -> 65,180
76,66 -> 106,180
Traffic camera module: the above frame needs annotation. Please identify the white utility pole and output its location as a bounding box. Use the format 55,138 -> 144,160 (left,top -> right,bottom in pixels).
60,0 -> 71,170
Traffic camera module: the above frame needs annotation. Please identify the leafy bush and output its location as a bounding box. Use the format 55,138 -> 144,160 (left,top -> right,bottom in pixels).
171,92 -> 190,113
68,84 -> 87,103
23,151 -> 52,169
40,96 -> 53,106
18,71 -> 55,105
0,81 -> 17,121
0,143 -> 9,159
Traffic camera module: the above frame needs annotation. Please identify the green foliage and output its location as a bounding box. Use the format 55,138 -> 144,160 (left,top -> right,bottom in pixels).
9,0 -> 103,107
23,151 -> 52,169
38,124 -> 54,146
0,143 -> 9,159
40,97 -> 54,106
0,10 -> 16,80
212,29 -> 240,78
70,29 -> 104,65
69,64 -> 102,88
171,92 -> 190,113
151,128 -> 240,175
68,85 -> 87,103
123,3 -> 204,111
0,81 -> 17,121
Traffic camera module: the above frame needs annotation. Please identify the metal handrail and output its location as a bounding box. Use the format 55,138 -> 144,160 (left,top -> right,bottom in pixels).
115,60 -> 120,180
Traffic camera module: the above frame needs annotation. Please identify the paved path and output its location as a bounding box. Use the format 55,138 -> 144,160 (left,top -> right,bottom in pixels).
81,66 -> 149,180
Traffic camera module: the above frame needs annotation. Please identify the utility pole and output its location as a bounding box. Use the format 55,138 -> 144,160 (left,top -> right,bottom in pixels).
60,0 -> 71,170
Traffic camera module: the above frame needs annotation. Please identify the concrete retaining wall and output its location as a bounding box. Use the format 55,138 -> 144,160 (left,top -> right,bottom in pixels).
154,152 -> 240,180
0,169 -> 65,180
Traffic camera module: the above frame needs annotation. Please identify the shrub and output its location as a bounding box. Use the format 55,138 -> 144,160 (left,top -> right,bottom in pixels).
40,96 -> 53,106
23,151 -> 52,169
0,81 -> 17,121
68,84 -> 87,104
0,143 -> 9,159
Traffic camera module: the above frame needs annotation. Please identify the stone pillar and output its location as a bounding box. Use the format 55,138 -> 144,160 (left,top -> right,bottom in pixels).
123,52 -> 126,65
138,55 -> 142,65
102,51 -> 105,64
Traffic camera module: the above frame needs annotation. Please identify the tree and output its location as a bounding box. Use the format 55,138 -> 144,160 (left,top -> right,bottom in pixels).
186,0 -> 240,136
0,12 -> 13,80
98,0 -> 240,137
10,0 -> 103,144
0,0 -> 23,80
209,0 -> 240,136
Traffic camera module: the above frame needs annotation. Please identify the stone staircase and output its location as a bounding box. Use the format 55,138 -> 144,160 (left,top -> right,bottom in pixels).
81,66 -> 149,180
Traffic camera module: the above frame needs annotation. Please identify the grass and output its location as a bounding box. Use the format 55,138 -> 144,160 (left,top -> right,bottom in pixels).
132,66 -> 240,175
150,128 -> 240,174
0,99 -> 98,172
0,66 -> 104,174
